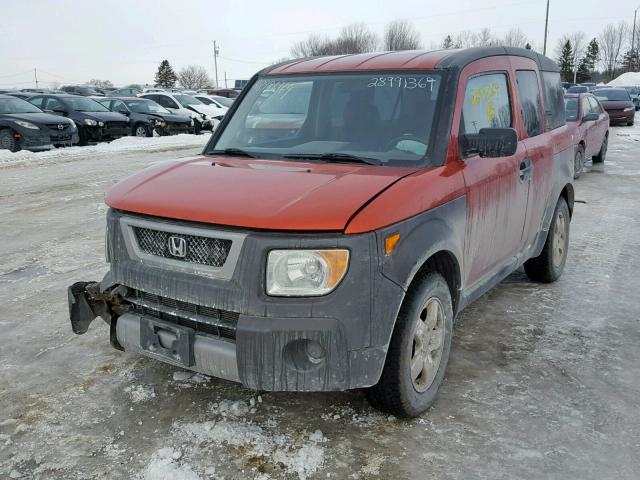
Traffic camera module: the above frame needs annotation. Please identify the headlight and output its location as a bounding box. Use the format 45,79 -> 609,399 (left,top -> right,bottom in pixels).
98,121 -> 105,127
84,119 -> 98,126
154,120 -> 166,127
266,249 -> 349,297
15,120 -> 39,130
624,106 -> 635,112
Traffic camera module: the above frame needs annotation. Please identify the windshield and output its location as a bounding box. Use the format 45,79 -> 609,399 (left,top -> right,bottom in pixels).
209,73 -> 442,166
0,97 -> 43,114
174,94 -> 203,107
213,96 -> 233,107
126,99 -> 170,114
66,97 -> 110,112
564,98 -> 578,121
594,89 -> 630,101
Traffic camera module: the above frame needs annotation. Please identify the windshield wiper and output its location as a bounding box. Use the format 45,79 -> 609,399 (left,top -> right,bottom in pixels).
209,148 -> 257,158
282,152 -> 381,166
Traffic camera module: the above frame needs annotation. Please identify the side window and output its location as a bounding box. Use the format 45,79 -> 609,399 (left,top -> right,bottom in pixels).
461,73 -> 512,134
46,97 -> 64,111
515,70 -> 543,137
111,100 -> 127,113
158,96 -> 179,109
581,97 -> 591,116
29,96 -> 44,108
588,96 -> 602,114
541,71 -> 565,129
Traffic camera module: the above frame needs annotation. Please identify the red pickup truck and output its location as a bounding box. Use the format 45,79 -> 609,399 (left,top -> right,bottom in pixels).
69,47 -> 574,417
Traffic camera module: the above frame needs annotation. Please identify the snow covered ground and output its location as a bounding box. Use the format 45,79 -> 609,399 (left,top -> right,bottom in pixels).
1,128 -> 640,479
0,133 -> 210,168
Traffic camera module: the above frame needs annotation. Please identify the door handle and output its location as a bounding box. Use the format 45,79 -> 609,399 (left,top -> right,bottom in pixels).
519,159 -> 533,182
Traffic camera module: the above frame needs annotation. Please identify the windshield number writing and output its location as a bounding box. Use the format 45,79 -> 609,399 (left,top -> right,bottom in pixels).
367,76 -> 437,91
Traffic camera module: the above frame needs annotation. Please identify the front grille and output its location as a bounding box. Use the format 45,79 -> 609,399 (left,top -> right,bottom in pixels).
106,121 -> 128,128
133,226 -> 232,267
46,123 -> 70,131
128,289 -> 238,340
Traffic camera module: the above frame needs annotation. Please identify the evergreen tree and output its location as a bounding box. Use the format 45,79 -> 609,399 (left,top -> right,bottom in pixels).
622,48 -> 639,72
576,59 -> 591,83
557,40 -> 574,82
442,35 -> 454,49
583,39 -> 599,74
154,60 -> 177,88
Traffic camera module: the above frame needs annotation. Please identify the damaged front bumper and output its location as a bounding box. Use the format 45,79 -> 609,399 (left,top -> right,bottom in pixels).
66,209 -> 406,392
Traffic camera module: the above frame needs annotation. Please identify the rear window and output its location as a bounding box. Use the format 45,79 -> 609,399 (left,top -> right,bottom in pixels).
594,89 -> 631,101
542,71 -> 566,129
564,97 -> 578,121
567,86 -> 588,93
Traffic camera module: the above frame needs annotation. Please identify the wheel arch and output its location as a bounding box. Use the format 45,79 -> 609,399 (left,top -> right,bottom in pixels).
561,182 -> 575,217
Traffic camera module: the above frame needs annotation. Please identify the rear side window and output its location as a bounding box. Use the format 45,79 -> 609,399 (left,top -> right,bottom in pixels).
516,70 -> 543,137
29,96 -> 44,108
461,73 -> 512,133
587,96 -> 602,114
541,71 -> 565,129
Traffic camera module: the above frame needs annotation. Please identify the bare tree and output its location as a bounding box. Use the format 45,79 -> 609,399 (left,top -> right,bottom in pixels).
383,20 -> 421,51
177,65 -> 211,89
291,23 -> 378,57
599,22 -> 628,80
86,79 -> 113,88
453,30 -> 475,49
475,28 -> 496,47
501,27 -> 529,48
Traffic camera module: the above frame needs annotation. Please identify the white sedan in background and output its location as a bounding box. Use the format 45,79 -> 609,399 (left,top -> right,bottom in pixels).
139,92 -> 223,133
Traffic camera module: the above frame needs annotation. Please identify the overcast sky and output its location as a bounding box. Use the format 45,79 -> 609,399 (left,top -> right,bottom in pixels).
0,0 -> 637,89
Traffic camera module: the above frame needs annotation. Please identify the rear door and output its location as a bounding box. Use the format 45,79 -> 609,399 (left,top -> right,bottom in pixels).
511,59 -> 555,251
587,96 -> 608,152
456,58 -> 530,286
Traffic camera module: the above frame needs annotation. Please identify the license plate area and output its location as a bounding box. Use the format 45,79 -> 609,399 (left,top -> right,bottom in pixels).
140,317 -> 194,367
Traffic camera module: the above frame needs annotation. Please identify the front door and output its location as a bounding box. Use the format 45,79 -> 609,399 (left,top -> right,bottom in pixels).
455,58 -> 530,287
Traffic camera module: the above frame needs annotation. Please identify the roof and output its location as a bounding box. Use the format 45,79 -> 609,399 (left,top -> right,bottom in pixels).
265,47 -> 559,75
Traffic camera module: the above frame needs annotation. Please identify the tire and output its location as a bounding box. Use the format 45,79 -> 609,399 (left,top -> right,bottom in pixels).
592,133 -> 607,163
366,272 -> 453,417
0,129 -> 19,152
194,120 -> 202,135
573,145 -> 584,179
627,120 -> 635,126
134,123 -> 152,137
77,127 -> 89,146
524,197 -> 570,283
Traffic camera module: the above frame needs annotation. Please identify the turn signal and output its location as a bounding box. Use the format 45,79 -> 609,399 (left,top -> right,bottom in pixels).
385,233 -> 401,255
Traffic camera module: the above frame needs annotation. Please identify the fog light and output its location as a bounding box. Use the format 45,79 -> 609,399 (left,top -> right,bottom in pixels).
284,339 -> 326,371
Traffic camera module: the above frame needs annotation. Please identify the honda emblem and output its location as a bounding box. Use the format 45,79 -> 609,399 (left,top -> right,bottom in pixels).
168,236 -> 187,258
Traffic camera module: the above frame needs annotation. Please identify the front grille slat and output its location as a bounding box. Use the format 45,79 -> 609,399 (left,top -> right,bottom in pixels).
126,289 -> 239,341
133,226 -> 232,268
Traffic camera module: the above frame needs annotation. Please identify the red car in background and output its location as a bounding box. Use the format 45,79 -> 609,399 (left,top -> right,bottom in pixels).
592,87 -> 635,126
565,93 -> 609,178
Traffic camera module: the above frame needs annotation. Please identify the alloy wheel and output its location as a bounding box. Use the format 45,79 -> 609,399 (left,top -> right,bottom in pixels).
410,297 -> 445,392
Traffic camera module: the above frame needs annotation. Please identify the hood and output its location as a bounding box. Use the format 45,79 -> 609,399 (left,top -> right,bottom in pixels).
599,100 -> 633,110
159,112 -> 192,123
105,156 -> 418,231
187,104 -> 225,117
80,111 -> 129,122
1,112 -> 74,125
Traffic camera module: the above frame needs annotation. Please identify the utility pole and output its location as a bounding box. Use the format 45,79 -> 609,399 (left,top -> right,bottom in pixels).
632,7 -> 639,70
224,71 -> 228,88
543,0 -> 550,56
34,68 -> 39,89
213,40 -> 220,88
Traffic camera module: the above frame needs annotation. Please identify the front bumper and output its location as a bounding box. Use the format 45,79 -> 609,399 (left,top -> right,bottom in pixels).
156,122 -> 193,135
67,208 -> 405,391
16,128 -> 78,151
85,125 -> 129,141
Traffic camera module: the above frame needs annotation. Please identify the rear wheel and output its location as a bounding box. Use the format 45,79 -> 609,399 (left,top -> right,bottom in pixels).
592,133 -> 608,163
524,197 -> 570,283
0,129 -> 19,152
366,272 -> 453,417
573,145 -> 584,179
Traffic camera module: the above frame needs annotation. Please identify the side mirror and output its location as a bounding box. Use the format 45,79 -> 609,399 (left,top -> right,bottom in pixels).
461,128 -> 518,158
118,110 -> 130,116
582,112 -> 598,122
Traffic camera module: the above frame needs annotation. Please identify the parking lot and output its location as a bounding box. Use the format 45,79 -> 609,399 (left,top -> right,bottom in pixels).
0,125 -> 639,479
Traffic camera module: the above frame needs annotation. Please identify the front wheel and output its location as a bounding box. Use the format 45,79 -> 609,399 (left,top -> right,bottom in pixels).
524,197 -> 570,283
366,272 -> 453,417
134,123 -> 152,137
592,133 -> 607,163
573,145 -> 584,179
193,120 -> 202,135
0,129 -> 19,152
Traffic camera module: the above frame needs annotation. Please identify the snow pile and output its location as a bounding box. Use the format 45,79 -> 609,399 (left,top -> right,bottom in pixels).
608,72 -> 640,86
142,448 -> 202,480
124,384 -> 156,403
0,133 -> 210,167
